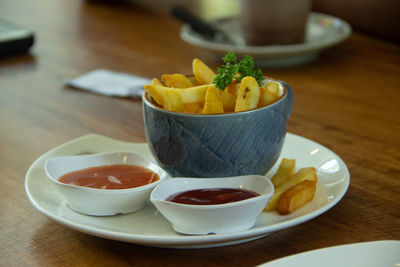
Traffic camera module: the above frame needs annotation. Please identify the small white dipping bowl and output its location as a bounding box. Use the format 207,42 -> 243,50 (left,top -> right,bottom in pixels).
45,152 -> 169,216
150,175 -> 274,235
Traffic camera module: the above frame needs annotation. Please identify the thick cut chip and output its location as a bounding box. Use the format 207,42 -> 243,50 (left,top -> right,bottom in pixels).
258,81 -> 281,108
222,90 -> 236,112
144,84 -> 209,106
161,74 -> 193,88
203,85 -> 224,114
258,87 -> 274,107
222,80 -> 238,112
144,80 -> 165,106
151,78 -> 163,86
175,84 -> 209,103
276,180 -> 317,215
193,58 -> 215,85
264,167 -> 317,211
234,76 -> 260,112
267,81 -> 280,95
187,76 -> 199,86
184,103 -> 203,113
271,159 -> 296,188
164,89 -> 184,112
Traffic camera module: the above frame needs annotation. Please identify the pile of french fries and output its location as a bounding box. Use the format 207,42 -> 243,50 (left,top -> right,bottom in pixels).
264,159 -> 318,215
144,59 -> 283,114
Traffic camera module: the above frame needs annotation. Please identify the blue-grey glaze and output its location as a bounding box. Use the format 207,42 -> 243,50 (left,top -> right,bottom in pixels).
142,82 -> 293,178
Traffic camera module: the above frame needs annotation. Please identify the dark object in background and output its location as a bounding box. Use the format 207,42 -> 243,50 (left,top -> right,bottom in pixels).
0,19 -> 34,56
312,0 -> 400,43
241,0 -> 311,45
170,6 -> 234,44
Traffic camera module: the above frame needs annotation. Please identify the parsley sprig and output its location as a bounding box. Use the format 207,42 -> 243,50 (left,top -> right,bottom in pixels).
213,52 -> 264,90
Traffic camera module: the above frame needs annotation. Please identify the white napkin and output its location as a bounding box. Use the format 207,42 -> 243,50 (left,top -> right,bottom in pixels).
67,69 -> 151,98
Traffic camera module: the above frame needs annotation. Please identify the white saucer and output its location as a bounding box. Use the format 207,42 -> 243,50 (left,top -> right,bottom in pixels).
181,12 -> 352,67
258,240 -> 400,267
25,133 -> 350,248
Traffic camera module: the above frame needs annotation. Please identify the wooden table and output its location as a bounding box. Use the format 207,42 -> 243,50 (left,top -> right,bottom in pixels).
1,0 -> 399,266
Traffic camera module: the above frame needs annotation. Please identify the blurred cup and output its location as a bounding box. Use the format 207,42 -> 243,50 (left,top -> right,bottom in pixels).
241,0 -> 311,46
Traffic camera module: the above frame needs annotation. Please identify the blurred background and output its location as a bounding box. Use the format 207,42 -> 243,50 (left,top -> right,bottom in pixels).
132,0 -> 400,42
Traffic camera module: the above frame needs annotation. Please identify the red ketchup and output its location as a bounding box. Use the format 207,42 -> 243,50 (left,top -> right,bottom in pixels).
58,164 -> 160,189
165,188 -> 260,205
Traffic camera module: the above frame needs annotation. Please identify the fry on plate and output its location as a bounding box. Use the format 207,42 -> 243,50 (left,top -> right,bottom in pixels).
264,162 -> 318,213
271,158 -> 296,188
276,180 -> 317,215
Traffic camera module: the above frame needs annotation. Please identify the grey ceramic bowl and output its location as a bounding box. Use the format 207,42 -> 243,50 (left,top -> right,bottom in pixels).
142,82 -> 293,178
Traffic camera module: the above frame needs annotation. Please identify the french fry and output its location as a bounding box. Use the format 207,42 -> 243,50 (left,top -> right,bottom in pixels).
221,90 -> 236,112
271,159 -> 296,188
267,81 -> 280,96
258,81 -> 281,108
184,103 -> 203,113
164,89 -> 184,112
144,80 -> 165,106
193,58 -> 216,84
234,76 -> 260,112
144,84 -> 209,105
276,180 -> 317,215
175,85 -> 209,103
220,81 -> 238,112
187,76 -> 199,86
161,74 -> 193,88
203,85 -> 224,114
258,87 -> 274,108
264,167 -> 317,211
151,78 -> 163,86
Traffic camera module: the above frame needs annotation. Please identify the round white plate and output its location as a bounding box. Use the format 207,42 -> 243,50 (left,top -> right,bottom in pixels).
25,133 -> 350,248
258,240 -> 400,267
181,12 -> 352,67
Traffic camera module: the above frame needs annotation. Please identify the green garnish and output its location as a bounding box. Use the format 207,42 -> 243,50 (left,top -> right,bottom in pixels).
213,51 -> 264,90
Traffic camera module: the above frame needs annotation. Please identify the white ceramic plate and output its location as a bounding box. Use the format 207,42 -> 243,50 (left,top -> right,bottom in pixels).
258,240 -> 400,267
181,12 -> 352,67
25,133 -> 350,248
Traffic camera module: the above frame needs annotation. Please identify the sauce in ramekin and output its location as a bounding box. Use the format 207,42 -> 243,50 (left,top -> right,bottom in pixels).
166,188 -> 259,205
59,164 -> 159,189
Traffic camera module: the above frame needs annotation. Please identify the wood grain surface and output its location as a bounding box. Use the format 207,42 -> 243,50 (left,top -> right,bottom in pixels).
1,0 -> 399,266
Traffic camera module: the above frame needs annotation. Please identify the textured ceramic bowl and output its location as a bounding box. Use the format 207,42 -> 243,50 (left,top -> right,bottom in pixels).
45,152 -> 169,216
142,81 -> 293,178
150,175 -> 274,235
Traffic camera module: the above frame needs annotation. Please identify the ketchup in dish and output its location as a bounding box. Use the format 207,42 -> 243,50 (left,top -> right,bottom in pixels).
58,164 -> 160,189
165,188 -> 259,205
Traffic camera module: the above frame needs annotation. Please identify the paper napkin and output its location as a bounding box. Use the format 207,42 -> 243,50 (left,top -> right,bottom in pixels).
67,69 -> 151,98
